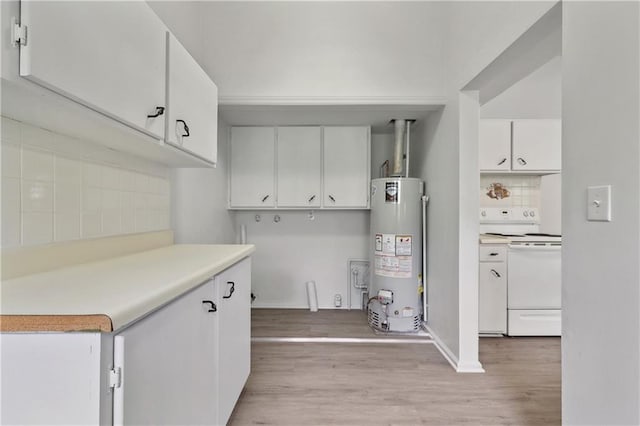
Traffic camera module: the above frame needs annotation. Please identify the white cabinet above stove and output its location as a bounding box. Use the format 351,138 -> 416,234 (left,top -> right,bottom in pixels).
479,119 -> 561,174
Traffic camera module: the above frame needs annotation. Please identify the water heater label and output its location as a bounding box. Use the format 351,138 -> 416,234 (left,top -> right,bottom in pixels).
374,254 -> 412,278
395,235 -> 412,256
377,234 -> 396,255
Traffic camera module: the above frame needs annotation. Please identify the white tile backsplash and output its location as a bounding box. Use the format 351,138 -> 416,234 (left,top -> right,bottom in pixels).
83,163 -> 102,187
55,157 -> 83,184
82,212 -> 102,238
55,183 -> 81,212
101,189 -> 121,210
102,209 -> 122,236
480,175 -> 541,209
1,117 -> 171,247
2,144 -> 21,178
22,181 -> 54,212
55,211 -> 81,242
22,149 -> 54,182
22,212 -> 53,245
2,178 -> 21,247
102,166 -> 121,190
83,187 -> 102,212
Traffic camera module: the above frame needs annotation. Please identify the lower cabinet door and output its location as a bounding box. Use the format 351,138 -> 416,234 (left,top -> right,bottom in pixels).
216,258 -> 251,425
115,280 -> 218,425
479,263 -> 507,334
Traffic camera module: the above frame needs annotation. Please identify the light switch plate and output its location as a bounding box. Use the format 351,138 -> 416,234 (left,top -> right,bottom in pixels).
587,185 -> 612,222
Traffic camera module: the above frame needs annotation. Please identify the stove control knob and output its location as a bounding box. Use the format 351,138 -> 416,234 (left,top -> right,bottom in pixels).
530,211 -> 535,217
523,211 -> 529,217
481,211 -> 486,217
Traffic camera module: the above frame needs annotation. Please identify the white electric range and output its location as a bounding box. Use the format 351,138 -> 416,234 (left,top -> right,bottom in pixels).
480,207 -> 561,336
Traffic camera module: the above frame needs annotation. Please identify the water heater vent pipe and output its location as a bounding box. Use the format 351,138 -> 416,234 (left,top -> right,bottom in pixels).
392,119 -> 406,176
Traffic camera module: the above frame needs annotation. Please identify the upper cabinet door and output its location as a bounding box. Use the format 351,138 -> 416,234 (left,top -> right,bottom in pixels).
323,127 -> 370,208
512,120 -> 561,171
19,0 -> 166,139
277,127 -> 322,208
479,120 -> 511,171
166,33 -> 218,164
230,127 -> 276,208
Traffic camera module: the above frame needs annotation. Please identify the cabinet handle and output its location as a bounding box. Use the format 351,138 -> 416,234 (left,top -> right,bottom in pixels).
517,157 -> 527,166
223,281 -> 235,299
328,195 -> 336,203
308,195 -> 316,203
176,119 -> 190,138
147,106 -> 165,118
497,158 -> 507,165
202,300 -> 217,312
261,195 -> 270,203
490,269 -> 501,278
489,252 -> 499,256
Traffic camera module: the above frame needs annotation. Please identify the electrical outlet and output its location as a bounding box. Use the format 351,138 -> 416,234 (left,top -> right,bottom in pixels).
334,294 -> 342,307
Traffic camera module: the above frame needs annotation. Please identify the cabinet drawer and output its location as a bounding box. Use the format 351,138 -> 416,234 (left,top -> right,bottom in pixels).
479,245 -> 507,262
507,309 -> 561,336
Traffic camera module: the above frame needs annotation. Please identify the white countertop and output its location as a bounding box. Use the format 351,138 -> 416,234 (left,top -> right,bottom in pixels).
1,244 -> 254,332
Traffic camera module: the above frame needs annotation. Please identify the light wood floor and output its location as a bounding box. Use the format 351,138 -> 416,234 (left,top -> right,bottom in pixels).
229,309 -> 561,425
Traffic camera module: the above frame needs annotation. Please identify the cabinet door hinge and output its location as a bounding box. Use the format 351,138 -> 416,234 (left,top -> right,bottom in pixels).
11,17 -> 27,47
109,367 -> 122,389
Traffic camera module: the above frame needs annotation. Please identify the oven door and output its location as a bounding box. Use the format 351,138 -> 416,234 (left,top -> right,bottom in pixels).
507,244 -> 561,309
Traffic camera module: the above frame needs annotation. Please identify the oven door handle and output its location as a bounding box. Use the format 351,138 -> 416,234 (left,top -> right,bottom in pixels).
509,244 -> 561,251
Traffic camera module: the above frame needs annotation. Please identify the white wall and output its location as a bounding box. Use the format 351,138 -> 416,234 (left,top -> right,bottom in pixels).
171,119 -> 236,245
236,210 -> 369,309
562,2 -> 640,424
481,55 -> 561,119
146,1 -> 204,64
1,117 -> 170,248
410,1 -> 557,370
198,2 -> 446,100
539,173 -> 561,235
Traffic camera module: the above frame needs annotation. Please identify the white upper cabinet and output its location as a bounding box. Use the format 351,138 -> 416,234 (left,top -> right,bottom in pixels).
479,120 -> 511,171
229,126 -> 370,209
166,33 -> 218,164
276,127 -> 322,208
19,0 -> 167,140
511,119 -> 562,171
479,119 -> 561,173
323,126 -> 370,208
229,127 -> 276,208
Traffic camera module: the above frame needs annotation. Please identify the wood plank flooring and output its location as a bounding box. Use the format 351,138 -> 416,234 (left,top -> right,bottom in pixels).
229,309 -> 560,425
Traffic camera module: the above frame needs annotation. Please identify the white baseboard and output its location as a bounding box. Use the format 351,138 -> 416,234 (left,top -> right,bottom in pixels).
425,324 -> 485,373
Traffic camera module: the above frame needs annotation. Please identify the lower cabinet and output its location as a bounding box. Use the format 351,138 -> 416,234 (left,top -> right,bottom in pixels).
116,257 -> 251,425
478,245 -> 507,334
0,258 -> 251,425
216,258 -> 251,424
116,279 -> 218,425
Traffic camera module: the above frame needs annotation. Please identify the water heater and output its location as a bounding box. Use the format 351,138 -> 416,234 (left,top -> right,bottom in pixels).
368,177 -> 424,332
